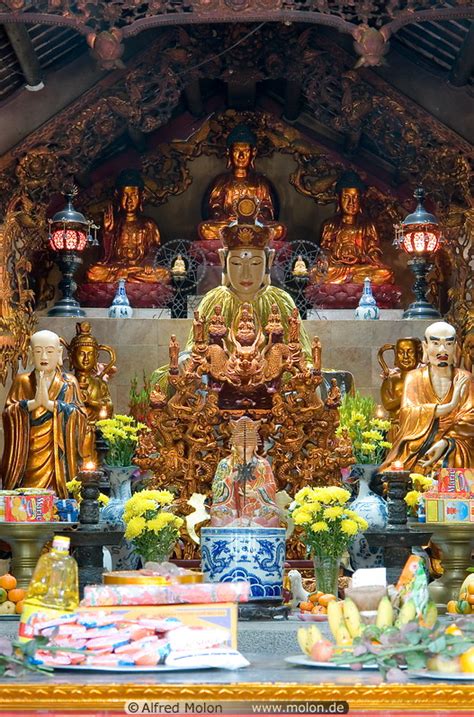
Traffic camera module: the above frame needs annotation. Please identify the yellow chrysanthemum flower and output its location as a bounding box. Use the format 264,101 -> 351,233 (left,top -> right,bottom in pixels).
362,430 -> 383,442
98,493 -> 109,506
311,521 -> 329,533
143,490 -> 174,506
124,515 -> 146,540
404,490 -> 421,507
340,519 -> 359,536
360,442 -> 377,453
323,506 -> 344,520
371,418 -> 391,432
292,509 -> 313,526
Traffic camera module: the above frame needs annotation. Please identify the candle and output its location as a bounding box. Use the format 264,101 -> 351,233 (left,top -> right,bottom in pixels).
99,406 -> 108,420
83,461 -> 96,472
391,460 -> 404,472
375,405 -> 385,419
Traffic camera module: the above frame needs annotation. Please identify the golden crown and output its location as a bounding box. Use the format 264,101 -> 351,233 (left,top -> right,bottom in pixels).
220,197 -> 274,250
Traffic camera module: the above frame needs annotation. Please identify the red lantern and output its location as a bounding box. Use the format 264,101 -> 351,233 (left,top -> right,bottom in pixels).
49,227 -> 88,252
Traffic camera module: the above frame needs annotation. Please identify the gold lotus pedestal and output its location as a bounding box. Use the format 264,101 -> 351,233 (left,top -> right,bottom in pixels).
0,522 -> 56,589
413,522 -> 474,608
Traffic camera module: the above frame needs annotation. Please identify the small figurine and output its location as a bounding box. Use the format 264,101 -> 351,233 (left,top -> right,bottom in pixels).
193,310 -> 206,344
288,307 -> 300,344
326,378 -> 342,409
169,335 -> 180,372
380,321 -> 473,472
208,305 -> 227,344
210,416 -> 280,527
292,255 -> 309,277
311,335 -> 322,372
171,254 -> 187,277
265,303 -> 284,341
1,330 -> 87,498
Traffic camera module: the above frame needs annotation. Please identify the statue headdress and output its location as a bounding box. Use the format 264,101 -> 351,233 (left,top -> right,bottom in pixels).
335,170 -> 366,194
226,124 -> 257,148
69,322 -> 99,350
220,197 -> 274,249
115,168 -> 145,190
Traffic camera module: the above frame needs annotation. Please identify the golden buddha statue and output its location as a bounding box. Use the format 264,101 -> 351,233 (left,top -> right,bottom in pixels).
378,337 -> 423,441
1,330 -> 87,498
380,322 -> 473,473
198,124 -> 286,242
87,169 -> 169,284
312,171 -> 394,286
64,321 -> 116,462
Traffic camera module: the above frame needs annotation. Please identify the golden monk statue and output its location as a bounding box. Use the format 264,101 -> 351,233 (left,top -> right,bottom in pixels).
1,330 -> 87,498
87,169 -> 169,284
198,124 -> 286,242
312,171 -> 394,286
380,322 -> 473,473
64,322 -> 116,462
210,416 -> 280,527
378,337 -> 423,441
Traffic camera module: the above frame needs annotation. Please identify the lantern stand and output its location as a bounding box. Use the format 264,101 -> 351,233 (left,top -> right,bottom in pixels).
394,187 -> 444,320
48,189 -> 96,318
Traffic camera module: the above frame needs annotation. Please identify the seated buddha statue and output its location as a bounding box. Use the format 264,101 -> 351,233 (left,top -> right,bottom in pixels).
198,124 -> 286,242
210,416 -> 280,527
64,321 -> 116,462
1,330 -> 87,498
311,171 -> 394,286
87,169 -> 169,284
380,321 -> 473,473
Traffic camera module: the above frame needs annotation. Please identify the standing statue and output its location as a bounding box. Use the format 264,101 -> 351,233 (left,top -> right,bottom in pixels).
378,337 -> 423,441
198,124 -> 286,242
64,322 -> 116,462
380,322 -> 473,473
311,171 -> 394,286
210,416 -> 280,527
1,330 -> 87,498
87,169 -> 169,284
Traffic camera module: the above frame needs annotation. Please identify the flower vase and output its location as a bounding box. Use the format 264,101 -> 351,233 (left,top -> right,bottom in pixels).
355,278 -> 380,320
348,464 -> 388,571
108,279 -> 133,318
313,555 -> 340,597
101,465 -> 139,571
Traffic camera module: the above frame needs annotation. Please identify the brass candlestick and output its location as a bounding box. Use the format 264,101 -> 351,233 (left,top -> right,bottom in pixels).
383,469 -> 410,525
78,465 -> 102,525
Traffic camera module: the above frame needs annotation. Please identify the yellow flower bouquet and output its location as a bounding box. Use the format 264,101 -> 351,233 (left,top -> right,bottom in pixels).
404,472 -> 434,518
96,414 -> 146,467
337,392 -> 392,465
123,489 -> 184,564
291,486 -> 368,595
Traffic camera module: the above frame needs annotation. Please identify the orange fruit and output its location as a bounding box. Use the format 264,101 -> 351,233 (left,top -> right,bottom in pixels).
468,583 -> 474,596
446,600 -> 458,614
15,600 -> 23,614
445,624 -> 462,636
0,574 -> 16,591
309,592 -> 323,604
460,647 -> 474,673
7,588 -> 25,603
318,594 -> 337,607
468,594 -> 474,606
299,601 -> 313,612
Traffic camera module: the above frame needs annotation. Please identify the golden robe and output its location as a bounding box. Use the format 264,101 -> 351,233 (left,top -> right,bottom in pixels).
1,369 -> 87,498
380,366 -> 474,473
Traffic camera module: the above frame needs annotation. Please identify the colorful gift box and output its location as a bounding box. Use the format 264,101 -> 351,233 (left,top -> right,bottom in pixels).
436,468 -> 474,494
54,498 -> 79,522
81,580 -> 250,608
425,497 -> 474,523
4,492 -> 55,522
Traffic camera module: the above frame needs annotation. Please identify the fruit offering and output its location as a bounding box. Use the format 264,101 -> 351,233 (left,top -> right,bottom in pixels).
0,574 -> 24,614
447,578 -> 474,615
299,592 -> 337,616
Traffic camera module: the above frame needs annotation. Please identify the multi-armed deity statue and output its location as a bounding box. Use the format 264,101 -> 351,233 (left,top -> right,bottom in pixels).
381,321 -> 473,473
1,330 -> 86,498
197,124 -> 286,244
64,322 -> 116,463
378,337 -> 423,441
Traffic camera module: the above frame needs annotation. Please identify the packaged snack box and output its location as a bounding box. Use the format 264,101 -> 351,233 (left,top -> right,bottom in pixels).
4,491 -> 55,522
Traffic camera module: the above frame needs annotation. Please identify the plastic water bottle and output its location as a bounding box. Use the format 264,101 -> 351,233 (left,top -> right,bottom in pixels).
18,535 -> 79,642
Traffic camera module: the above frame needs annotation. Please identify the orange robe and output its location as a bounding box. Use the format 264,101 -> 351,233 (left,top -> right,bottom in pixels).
1,369 -> 87,498
380,366 -> 474,473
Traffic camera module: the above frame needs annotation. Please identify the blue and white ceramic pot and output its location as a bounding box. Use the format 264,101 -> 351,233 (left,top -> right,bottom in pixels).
355,277 -> 380,320
200,526 -> 286,601
101,465 -> 139,571
108,279 -> 133,318
348,464 -> 388,570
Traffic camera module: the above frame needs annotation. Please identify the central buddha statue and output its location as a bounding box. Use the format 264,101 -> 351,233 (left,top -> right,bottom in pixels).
87,169 -> 169,284
311,171 -> 394,286
198,124 -> 286,243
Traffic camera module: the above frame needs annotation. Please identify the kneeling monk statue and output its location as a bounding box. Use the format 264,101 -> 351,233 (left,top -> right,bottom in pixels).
210,416 -> 280,527
380,321 -> 473,473
87,169 -> 169,284
1,330 -> 87,498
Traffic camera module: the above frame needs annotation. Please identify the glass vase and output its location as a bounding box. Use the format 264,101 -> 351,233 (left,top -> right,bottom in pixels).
313,555 -> 340,597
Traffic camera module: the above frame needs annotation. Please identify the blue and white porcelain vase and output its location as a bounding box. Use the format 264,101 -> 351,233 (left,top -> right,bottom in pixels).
200,526 -> 286,601
348,464 -> 388,571
355,277 -> 380,320
108,279 -> 133,318
101,465 -> 139,571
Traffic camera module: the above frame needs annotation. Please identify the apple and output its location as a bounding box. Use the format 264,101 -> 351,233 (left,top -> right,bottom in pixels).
0,588 -> 7,604
426,655 -> 460,673
0,600 -> 15,615
310,640 -> 334,663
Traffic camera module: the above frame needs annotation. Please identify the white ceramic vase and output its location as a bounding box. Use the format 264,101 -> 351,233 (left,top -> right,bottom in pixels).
101,465 -> 139,571
348,464 -> 388,571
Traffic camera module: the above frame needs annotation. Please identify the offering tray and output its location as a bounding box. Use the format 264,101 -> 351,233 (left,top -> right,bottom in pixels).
285,655 -> 378,670
103,569 -> 204,586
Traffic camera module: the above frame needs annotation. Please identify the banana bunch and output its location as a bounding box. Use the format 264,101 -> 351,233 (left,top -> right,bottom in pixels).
327,599 -> 360,645
297,624 -> 324,656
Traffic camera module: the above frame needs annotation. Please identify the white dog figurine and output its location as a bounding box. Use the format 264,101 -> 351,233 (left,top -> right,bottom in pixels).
288,569 -> 309,610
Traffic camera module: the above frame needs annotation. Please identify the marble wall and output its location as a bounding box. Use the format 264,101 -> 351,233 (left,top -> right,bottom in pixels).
0,315 -> 432,453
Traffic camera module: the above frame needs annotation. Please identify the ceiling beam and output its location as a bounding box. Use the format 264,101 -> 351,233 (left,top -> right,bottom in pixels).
449,22 -> 474,87
3,23 -> 43,91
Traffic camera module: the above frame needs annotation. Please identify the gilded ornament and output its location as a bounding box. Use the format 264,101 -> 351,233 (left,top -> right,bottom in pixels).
378,337 -> 423,441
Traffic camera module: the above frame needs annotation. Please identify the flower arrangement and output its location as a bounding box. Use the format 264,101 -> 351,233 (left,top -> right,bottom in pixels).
404,473 -> 434,516
337,392 -> 392,465
96,414 -> 146,467
123,489 -> 184,563
291,486 -> 368,559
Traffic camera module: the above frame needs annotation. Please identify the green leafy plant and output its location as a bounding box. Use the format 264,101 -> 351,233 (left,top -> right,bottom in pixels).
337,392 -> 392,465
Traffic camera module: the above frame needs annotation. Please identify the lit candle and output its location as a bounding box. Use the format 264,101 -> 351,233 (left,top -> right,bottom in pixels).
391,460 -> 404,472
83,461 -> 96,472
375,405 -> 385,419
99,406 -> 108,420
